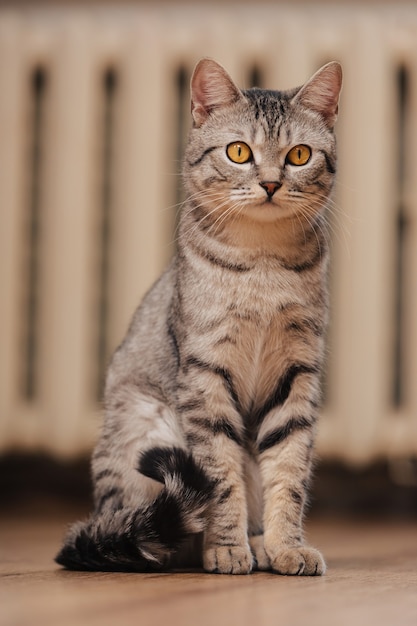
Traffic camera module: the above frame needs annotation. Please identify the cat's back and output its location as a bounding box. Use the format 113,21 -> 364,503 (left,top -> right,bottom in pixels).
105,259 -> 179,397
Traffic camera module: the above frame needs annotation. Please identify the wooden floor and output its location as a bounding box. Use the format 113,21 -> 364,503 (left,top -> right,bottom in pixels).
1,507 -> 417,626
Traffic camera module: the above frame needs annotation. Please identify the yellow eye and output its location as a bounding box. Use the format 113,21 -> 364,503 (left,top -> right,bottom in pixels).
286,145 -> 311,166
226,142 -> 253,164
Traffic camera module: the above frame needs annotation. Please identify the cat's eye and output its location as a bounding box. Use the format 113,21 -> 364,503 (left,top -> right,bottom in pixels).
226,142 -> 253,164
286,145 -> 311,166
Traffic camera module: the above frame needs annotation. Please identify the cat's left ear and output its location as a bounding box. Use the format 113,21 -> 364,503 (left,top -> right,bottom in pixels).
190,58 -> 243,127
292,62 -> 342,129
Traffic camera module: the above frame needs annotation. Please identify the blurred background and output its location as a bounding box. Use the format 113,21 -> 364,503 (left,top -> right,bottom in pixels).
1,0 -> 416,518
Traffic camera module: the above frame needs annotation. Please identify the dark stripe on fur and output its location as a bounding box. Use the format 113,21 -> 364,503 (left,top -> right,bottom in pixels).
167,319 -> 180,368
286,317 -> 323,337
219,368 -> 241,411
253,363 -> 319,426
213,419 -> 242,445
214,334 -> 238,346
185,431 -> 207,446
185,356 -> 241,413
95,487 -> 123,513
258,416 -> 312,453
290,488 -> 304,504
280,246 -> 323,272
94,468 -> 121,482
178,397 -> 205,412
189,417 -> 242,446
210,164 -> 228,183
218,486 -> 233,503
203,251 -> 251,273
188,145 -> 218,167
320,149 -> 336,174
192,243 -> 252,273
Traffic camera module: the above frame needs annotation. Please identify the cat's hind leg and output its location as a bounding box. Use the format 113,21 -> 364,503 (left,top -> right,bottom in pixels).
56,387 -> 214,572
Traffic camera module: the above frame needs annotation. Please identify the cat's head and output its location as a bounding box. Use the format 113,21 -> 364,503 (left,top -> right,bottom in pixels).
183,58 -> 342,230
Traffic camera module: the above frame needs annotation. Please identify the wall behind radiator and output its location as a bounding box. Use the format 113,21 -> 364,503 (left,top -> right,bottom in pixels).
1,3 -> 417,464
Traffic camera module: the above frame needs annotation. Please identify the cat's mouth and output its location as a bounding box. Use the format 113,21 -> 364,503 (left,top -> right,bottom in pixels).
258,196 -> 282,209
262,196 -> 275,205
241,198 -> 295,223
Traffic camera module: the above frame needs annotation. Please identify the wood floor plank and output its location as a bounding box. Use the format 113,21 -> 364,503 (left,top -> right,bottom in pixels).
1,514 -> 417,626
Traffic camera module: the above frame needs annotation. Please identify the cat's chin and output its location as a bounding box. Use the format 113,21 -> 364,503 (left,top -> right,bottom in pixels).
243,202 -> 296,224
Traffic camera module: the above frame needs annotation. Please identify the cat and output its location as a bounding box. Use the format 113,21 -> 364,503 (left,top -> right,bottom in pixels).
56,57 -> 342,575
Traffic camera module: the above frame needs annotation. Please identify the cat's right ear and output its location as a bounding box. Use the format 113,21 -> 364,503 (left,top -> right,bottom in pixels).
292,62 -> 342,129
190,59 -> 242,127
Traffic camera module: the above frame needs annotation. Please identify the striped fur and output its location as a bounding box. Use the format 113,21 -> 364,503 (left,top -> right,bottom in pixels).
57,59 -> 342,575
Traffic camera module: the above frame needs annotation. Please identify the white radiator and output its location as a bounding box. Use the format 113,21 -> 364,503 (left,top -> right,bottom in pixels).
1,5 -> 417,464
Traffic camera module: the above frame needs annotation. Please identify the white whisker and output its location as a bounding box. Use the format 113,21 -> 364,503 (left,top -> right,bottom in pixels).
288,189 -> 352,259
172,192 -> 233,245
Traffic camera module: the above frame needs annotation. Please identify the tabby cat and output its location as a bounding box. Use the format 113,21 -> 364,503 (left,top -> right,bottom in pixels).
56,58 -> 342,575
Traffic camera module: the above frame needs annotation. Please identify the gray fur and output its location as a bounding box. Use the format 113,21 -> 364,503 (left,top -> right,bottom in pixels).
56,58 -> 342,575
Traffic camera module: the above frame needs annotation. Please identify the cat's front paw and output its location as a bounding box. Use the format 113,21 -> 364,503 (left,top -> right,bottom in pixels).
204,545 -> 253,575
269,545 -> 326,576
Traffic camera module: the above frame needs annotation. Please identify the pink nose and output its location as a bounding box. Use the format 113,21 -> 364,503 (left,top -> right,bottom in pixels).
259,181 -> 282,198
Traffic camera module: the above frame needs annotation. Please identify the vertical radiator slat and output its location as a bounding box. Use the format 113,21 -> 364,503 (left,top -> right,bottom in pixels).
395,38 -> 417,454
407,48 -> 417,447
321,18 -> 398,462
37,19 -> 99,455
107,16 -> 175,353
0,16 -> 28,447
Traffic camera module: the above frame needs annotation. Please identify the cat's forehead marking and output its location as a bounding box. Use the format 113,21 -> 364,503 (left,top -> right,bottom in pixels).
253,125 -> 267,147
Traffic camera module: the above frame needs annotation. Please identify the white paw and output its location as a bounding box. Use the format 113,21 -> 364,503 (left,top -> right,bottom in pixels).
203,545 -> 253,575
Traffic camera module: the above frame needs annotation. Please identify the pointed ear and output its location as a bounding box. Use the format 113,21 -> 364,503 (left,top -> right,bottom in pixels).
190,59 -> 243,127
292,62 -> 342,128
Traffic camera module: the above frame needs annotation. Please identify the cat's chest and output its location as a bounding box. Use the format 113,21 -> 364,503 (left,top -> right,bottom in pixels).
180,253 -> 322,409
203,271 -> 317,410
217,306 -> 292,413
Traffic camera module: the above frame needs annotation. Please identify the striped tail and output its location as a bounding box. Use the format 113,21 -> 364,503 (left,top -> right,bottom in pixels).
55,447 -> 214,572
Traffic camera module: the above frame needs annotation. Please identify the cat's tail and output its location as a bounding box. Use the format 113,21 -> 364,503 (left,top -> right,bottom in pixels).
55,447 -> 214,572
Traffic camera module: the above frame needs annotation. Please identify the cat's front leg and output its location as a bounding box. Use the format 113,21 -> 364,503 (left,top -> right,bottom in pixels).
189,429 -> 253,575
256,371 -> 326,576
178,361 -> 253,574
